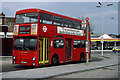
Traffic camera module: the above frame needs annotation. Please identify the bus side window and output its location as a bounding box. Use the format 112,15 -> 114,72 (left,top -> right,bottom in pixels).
73,40 -> 81,48
53,16 -> 63,26
73,21 -> 80,29
64,19 -> 73,28
40,13 -> 52,25
53,39 -> 64,48
82,40 -> 86,48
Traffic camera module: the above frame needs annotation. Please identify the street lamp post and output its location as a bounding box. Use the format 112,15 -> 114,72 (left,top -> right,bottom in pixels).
86,17 -> 89,64
96,2 -> 113,56
111,17 -> 117,53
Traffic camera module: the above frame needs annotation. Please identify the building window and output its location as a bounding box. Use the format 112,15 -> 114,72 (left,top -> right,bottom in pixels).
54,39 -> 64,48
40,13 -> 52,25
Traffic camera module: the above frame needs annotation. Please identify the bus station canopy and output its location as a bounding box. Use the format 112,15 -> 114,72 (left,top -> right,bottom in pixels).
98,34 -> 112,39
91,34 -> 120,42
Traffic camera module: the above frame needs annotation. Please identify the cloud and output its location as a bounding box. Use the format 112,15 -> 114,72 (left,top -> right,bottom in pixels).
83,9 -> 118,18
1,2 -> 118,34
1,0 -> 120,2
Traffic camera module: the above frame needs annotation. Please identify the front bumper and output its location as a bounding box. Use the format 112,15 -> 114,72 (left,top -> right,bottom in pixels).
12,59 -> 38,66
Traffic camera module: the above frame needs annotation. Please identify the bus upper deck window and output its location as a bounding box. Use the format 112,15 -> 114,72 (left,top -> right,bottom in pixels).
40,13 -> 52,25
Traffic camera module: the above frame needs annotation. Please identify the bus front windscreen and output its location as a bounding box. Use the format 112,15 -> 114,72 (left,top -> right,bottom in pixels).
15,13 -> 38,24
13,37 -> 37,51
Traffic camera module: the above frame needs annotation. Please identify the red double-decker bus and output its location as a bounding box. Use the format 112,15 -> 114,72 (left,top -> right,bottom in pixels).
12,8 -> 91,66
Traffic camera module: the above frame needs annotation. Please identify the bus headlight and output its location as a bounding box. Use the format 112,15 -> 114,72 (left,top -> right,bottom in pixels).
32,57 -> 36,61
13,56 -> 16,60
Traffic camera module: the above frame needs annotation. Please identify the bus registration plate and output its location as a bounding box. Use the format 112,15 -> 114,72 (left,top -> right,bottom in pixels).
21,61 -> 27,64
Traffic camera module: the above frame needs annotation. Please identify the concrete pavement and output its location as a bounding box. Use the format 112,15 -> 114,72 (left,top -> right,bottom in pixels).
1,55 -> 119,79
54,65 -> 119,78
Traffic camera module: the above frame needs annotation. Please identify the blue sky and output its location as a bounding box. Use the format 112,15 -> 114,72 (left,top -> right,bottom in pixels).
1,2 -> 118,34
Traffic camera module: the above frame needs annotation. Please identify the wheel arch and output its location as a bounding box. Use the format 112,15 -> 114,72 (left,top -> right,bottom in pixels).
80,52 -> 85,58
51,53 -> 59,64
52,53 -> 59,59
80,52 -> 86,62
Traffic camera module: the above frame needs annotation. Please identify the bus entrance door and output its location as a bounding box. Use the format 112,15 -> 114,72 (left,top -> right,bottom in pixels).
39,38 -> 49,65
65,38 -> 72,61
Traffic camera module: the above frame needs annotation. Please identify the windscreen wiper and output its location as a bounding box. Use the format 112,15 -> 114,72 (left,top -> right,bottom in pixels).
24,46 -> 31,52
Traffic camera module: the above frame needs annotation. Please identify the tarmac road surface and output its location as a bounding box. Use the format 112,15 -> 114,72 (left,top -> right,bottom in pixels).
1,51 -> 119,79
1,51 -> 119,72
0,51 -> 119,79
1,51 -> 112,72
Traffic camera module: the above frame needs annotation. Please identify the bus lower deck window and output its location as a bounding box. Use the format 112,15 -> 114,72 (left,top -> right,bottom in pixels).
54,39 -> 64,48
73,40 -> 81,48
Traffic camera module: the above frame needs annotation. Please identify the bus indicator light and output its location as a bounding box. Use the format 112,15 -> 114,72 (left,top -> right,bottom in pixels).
14,61 -> 16,64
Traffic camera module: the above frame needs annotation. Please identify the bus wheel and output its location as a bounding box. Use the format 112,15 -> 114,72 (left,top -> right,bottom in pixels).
51,55 -> 59,65
80,53 -> 86,63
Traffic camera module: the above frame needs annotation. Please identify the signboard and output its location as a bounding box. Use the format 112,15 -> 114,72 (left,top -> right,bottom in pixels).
57,26 -> 84,36
19,26 -> 30,34
82,21 -> 86,30
19,26 -> 26,31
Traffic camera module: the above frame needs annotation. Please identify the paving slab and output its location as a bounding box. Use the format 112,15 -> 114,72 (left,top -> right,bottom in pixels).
1,56 -> 119,79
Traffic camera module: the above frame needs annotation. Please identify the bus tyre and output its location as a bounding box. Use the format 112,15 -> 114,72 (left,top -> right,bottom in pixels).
51,55 -> 59,65
80,53 -> 86,63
